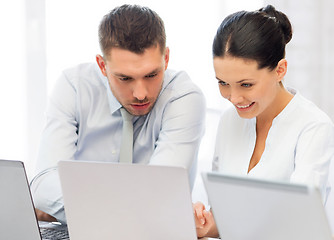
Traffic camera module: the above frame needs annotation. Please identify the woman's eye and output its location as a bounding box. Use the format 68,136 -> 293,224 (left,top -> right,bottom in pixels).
242,83 -> 253,88
219,80 -> 228,86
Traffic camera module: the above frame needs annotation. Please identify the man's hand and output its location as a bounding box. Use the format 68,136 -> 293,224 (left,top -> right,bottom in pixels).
193,202 -> 219,238
35,208 -> 57,222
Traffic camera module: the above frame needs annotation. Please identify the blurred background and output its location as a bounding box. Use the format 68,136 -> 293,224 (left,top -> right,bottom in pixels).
1,0 -> 333,231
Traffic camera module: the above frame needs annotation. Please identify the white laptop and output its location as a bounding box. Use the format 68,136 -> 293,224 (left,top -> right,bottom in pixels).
0,159 -> 69,240
58,160 -> 197,240
202,172 -> 333,240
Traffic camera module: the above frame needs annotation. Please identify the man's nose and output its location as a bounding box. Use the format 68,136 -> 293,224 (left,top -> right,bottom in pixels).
133,80 -> 148,101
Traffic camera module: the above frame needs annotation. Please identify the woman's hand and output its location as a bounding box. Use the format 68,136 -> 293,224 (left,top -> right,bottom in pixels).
193,202 -> 219,238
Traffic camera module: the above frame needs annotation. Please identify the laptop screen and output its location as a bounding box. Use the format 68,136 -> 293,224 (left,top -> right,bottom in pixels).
202,172 -> 333,240
58,160 -> 197,240
0,160 -> 42,240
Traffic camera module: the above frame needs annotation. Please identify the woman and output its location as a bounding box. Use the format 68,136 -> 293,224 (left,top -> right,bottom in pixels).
194,5 -> 334,238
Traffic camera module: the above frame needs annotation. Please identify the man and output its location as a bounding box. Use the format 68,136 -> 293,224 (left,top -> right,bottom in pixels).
32,4 -> 206,223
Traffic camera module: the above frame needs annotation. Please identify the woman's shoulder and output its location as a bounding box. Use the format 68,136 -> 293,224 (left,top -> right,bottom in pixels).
292,90 -> 333,125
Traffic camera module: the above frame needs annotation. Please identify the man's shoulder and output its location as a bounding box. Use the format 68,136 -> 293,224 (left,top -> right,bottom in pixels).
61,62 -> 105,87
151,69 -> 205,115
162,69 -> 202,95
63,62 -> 98,74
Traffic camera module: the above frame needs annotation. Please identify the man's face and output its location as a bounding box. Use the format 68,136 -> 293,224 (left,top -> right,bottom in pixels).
97,45 -> 169,116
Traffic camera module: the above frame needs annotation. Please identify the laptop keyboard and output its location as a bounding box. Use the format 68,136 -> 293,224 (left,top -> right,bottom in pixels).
40,226 -> 70,240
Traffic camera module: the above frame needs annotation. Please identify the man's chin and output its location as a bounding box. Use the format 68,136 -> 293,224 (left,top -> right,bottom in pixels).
127,106 -> 152,116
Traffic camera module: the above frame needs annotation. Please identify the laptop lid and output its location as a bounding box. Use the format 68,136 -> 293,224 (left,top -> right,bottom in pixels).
0,159 -> 42,240
58,160 -> 197,240
202,172 -> 333,240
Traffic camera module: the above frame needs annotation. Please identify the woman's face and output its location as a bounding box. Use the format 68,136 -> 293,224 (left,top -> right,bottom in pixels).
213,56 -> 286,120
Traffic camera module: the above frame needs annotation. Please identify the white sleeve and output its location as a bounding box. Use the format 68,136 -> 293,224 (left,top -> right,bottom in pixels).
36,71 -> 78,171
291,121 -> 334,201
149,90 -> 206,188
32,71 -> 79,223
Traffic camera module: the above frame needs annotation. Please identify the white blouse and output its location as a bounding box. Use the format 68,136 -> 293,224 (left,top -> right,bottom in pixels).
213,89 -> 334,200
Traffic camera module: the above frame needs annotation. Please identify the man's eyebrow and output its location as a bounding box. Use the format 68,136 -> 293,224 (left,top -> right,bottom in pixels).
112,67 -> 162,78
144,68 -> 161,76
112,72 -> 132,78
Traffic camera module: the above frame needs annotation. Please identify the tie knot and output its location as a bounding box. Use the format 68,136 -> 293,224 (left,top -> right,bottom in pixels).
120,108 -> 133,122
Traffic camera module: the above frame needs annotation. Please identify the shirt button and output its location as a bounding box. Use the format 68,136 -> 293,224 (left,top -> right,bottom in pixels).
112,150 -> 116,154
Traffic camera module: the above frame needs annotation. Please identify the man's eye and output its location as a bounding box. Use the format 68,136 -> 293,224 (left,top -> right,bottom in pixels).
119,77 -> 131,81
146,73 -> 157,78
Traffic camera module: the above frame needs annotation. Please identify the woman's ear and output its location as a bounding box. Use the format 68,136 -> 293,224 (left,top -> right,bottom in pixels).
275,59 -> 287,82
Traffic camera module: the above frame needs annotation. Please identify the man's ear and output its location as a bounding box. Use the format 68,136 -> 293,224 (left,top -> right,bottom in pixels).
275,59 -> 287,82
164,47 -> 170,70
96,54 -> 107,77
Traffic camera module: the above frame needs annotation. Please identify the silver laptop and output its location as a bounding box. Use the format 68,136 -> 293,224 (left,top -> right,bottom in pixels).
202,172 -> 333,240
58,160 -> 197,240
0,159 -> 69,240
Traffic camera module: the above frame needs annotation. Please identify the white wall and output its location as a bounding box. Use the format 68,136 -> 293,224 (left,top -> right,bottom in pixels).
0,0 -> 27,167
0,0 -> 47,178
25,0 -> 47,178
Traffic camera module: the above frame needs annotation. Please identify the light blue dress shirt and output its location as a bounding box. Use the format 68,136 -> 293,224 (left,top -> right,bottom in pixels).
32,62 -> 206,223
213,88 -> 334,202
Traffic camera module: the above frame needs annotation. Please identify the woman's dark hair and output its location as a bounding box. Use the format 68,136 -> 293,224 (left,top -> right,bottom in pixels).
98,4 -> 166,57
213,5 -> 292,70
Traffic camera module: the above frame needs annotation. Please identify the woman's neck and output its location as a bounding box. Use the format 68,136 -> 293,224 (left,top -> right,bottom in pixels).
256,87 -> 293,129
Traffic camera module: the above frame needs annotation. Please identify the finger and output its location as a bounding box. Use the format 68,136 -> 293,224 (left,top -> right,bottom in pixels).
203,210 -> 214,224
193,202 -> 206,225
194,215 -> 203,228
203,210 -> 219,238
193,210 -> 205,227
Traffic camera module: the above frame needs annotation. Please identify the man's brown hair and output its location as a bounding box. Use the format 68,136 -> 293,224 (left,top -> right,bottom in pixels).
98,4 -> 166,57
